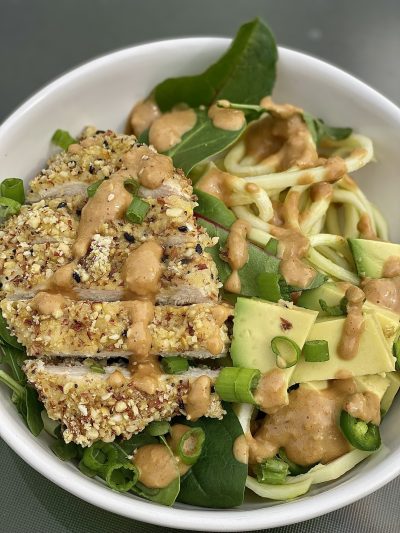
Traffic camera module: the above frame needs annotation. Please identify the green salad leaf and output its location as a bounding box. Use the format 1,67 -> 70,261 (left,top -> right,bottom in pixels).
194,188 -> 236,228
302,112 -> 352,145
177,403 -> 247,508
166,108 -> 245,173
154,18 -> 278,111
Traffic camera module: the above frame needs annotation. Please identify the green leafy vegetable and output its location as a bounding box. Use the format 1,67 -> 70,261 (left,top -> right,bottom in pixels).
117,431 -> 158,455
87,179 -> 104,197
0,196 -> 21,222
161,355 -> 189,374
166,108 -> 245,174
0,178 -> 25,204
147,420 -> 171,437
319,297 -> 348,316
51,129 -> 77,150
197,215 -> 280,298
51,439 -> 81,461
132,478 -> 180,506
303,112 -> 352,145
194,188 -> 236,228
177,403 -> 247,508
154,18 -> 277,111
0,311 -> 24,349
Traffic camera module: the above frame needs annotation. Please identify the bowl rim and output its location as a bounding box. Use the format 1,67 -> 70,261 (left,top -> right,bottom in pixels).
1,37 -> 400,531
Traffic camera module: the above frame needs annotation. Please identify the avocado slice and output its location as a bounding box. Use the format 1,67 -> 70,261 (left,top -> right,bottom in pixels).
297,282 -> 399,346
291,314 -> 395,384
301,374 -> 390,400
348,239 -> 400,278
231,298 -> 318,404
381,372 -> 400,415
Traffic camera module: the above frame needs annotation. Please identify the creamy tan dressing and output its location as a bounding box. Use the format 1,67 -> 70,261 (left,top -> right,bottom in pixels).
363,277 -> 400,314
248,381 -> 353,466
184,376 -> 212,421
121,146 -> 174,190
233,434 -> 249,464
253,368 -> 288,414
383,256 -> 400,278
323,156 -> 347,182
357,213 -> 378,240
208,103 -> 245,131
130,98 -> 161,136
205,304 -> 233,355
259,96 -> 303,119
338,286 -> 365,360
133,444 -> 179,488
30,291 -> 66,316
224,219 -> 251,294
344,391 -> 381,425
149,108 -> 197,152
107,369 -> 127,387
196,166 -> 236,205
122,241 -> 163,299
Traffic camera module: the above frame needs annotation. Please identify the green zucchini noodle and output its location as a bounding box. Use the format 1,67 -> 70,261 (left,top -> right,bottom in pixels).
196,107 -> 381,284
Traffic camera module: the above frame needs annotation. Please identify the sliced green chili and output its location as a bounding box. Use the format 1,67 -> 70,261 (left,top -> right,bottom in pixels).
0,178 -> 25,204
161,356 -> 189,374
82,441 -> 119,471
147,420 -> 171,436
125,196 -> 150,224
87,179 -> 104,197
271,336 -> 301,369
51,129 -> 76,150
102,461 -> 139,492
319,297 -> 348,316
124,178 -> 140,195
178,427 -> 205,465
253,457 -> 289,485
78,459 -> 97,478
278,448 -> 310,476
302,340 -> 330,362
340,410 -> 381,451
0,196 -> 21,222
214,367 -> 260,404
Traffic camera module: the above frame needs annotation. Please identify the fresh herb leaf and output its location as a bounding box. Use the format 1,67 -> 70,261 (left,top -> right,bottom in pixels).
194,188 -> 236,228
319,297 -> 348,316
177,403 -> 247,508
303,112 -> 352,145
196,215 -> 280,297
166,108 -> 245,174
154,18 -> 278,111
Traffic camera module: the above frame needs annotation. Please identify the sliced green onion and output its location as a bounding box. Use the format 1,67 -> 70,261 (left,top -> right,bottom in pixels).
319,297 -> 348,316
393,337 -> 400,371
161,356 -> 189,374
82,441 -> 119,471
90,363 -> 105,374
278,448 -> 310,476
51,129 -> 76,150
0,196 -> 21,222
50,439 -> 80,461
125,196 -> 150,224
265,238 -> 278,256
102,461 -> 139,492
87,179 -> 104,197
147,421 -> 171,436
340,410 -> 381,451
78,459 -> 97,478
271,336 -> 301,369
0,178 -> 25,204
256,272 -> 281,302
214,367 -> 260,404
178,427 -> 205,465
302,340 -> 330,362
253,457 -> 289,485
124,178 -> 140,195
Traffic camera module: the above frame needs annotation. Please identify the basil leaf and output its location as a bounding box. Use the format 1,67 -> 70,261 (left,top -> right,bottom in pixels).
194,188 -> 236,228
154,18 -> 278,111
177,403 -> 247,508
197,215 -> 280,297
166,108 -> 245,174
303,112 -> 352,145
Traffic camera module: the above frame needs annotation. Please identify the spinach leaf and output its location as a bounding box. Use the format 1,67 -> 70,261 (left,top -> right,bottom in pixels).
0,343 -> 25,382
154,18 -> 278,111
177,403 -> 247,508
166,108 -> 245,174
288,271 -> 328,293
194,188 -> 236,228
117,431 -> 157,455
197,215 -> 280,298
303,112 -> 352,145
132,478 -> 180,506
0,310 -> 23,349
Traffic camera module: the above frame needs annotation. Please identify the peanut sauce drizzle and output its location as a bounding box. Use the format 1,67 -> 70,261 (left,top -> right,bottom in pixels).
362,256 -> 400,314
208,102 -> 246,131
338,286 -> 365,360
224,219 -> 251,294
357,213 -> 378,240
130,98 -> 161,136
149,108 -> 197,153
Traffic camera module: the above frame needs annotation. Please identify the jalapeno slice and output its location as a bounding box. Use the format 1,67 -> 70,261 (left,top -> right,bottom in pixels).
339,410 -> 381,451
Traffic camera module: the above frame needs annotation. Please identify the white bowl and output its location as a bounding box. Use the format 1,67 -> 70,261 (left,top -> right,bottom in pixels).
1,37 -> 400,532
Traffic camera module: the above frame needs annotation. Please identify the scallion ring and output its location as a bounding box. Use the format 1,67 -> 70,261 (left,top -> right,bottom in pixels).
82,441 -> 119,471
0,178 -> 25,204
302,340 -> 330,362
214,367 -> 260,404
124,178 -> 140,195
178,427 -> 205,465
102,461 -> 139,492
51,129 -> 77,150
253,457 -> 289,485
125,196 -> 150,224
271,336 -> 301,369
